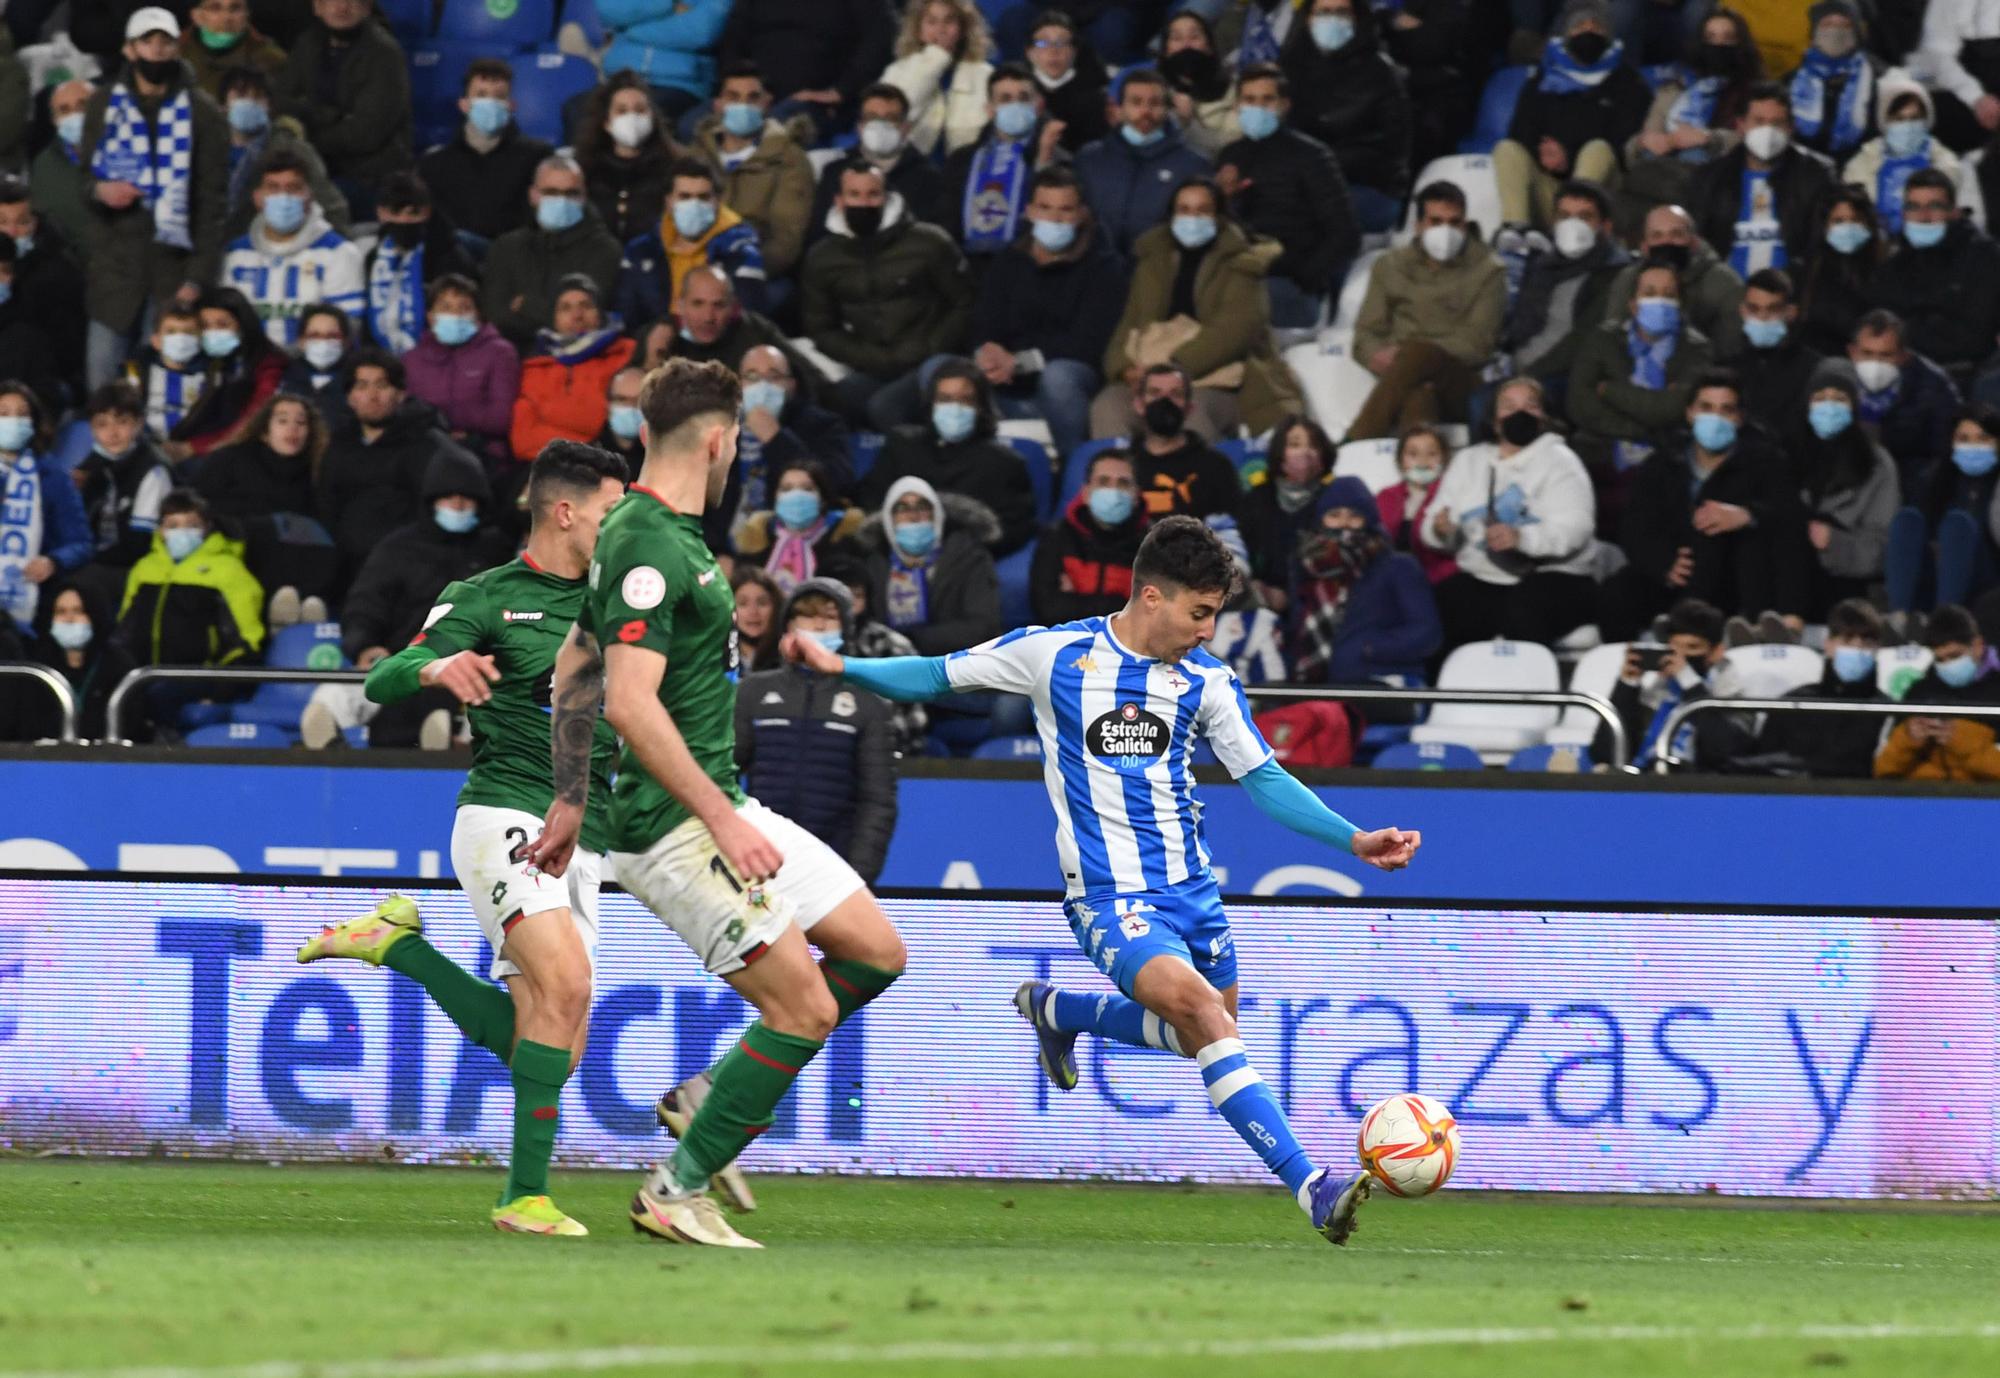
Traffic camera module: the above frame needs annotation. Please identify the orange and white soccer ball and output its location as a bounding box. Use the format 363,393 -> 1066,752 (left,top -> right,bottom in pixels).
1357,1093 -> 1460,1197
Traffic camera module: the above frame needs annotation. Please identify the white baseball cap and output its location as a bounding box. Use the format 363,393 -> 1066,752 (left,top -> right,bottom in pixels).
125,7 -> 182,41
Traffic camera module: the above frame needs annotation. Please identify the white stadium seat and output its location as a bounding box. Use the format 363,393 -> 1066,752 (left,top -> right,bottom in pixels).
807,146 -> 845,177
1410,638 -> 1562,760
1546,641 -> 1628,748
1396,153 -> 1503,244
1330,249 -> 1382,332
1285,332 -> 1377,439
1722,644 -> 1825,701
1333,437 -> 1403,493
1877,643 -> 1933,699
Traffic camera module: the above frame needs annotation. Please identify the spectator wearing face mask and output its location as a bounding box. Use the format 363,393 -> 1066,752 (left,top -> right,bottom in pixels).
599,0 -> 731,126
220,151 -> 365,348
737,575 -> 899,881
278,303 -> 357,431
0,579 -> 137,741
216,66 -> 350,244
1287,476 -> 1441,688
690,63 -> 817,279
857,359 -> 1038,555
417,59 -> 554,248
1726,268 -> 1824,425
1347,180 -> 1506,439
942,64 -> 1065,268
73,382 -> 173,577
317,348 -> 469,583
1874,603 -> 2000,781
1240,414 -> 1335,607
116,487 -> 265,682
599,364 -> 647,473
859,474 -> 1002,659
1116,362 -> 1241,521
1421,376 -> 1599,649
1569,254 -> 1716,517
1279,0 -> 1412,233
172,287 -> 286,458
1031,446 -> 1145,623
402,275 -> 520,467
1159,9 -> 1241,163
1620,7 -> 1762,233
1376,422 -> 1460,586
1842,309 -> 1959,488
1020,9 -> 1110,155
1749,597 -> 1888,777
707,342 -> 853,552
0,382 -> 90,657
1783,1 -> 1881,164
1685,82 -> 1836,284
481,155 -> 624,352
1214,62 -> 1360,332
1501,181 -> 1634,401
34,79 -> 99,269
1885,406 -> 2000,619
734,459 -> 866,592
577,73 -> 680,249
1795,186 -> 1883,358
807,84 -> 951,251
1073,69 -> 1212,258
1600,368 -> 1802,639
1493,1 -> 1650,235
616,158 -> 768,325
1868,170 -> 2000,386
277,0 -> 413,212
510,275 -> 638,466
363,171 -> 475,356
1603,595 -> 1750,771
1600,203 -> 1746,359
182,0 -> 286,102
126,301 -> 212,444
1842,78 -> 1962,240
1793,358 -> 1900,615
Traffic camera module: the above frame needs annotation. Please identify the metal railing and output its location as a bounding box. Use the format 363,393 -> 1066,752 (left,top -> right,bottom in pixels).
104,666 -> 369,745
0,662 -> 80,742
1245,684 -> 1629,771
1652,697 -> 2000,772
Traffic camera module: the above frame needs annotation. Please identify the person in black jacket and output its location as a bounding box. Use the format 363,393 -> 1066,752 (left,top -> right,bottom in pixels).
1502,180 -> 1633,397
192,389 -> 338,606
277,303 -> 357,432
278,0 -> 413,211
0,577 -> 136,742
1280,0 -> 1411,232
942,64 -> 1066,271
1796,184 -> 1885,358
706,341 -> 853,553
1383,0 -> 1474,171
1239,413 -> 1336,603
1727,268 -> 1825,431
576,72 -> 679,250
959,165 -> 1125,465
1493,0 -> 1650,232
1022,9 -> 1110,155
416,58 -> 553,249
1749,597 -> 1889,778
72,381 -> 173,578
1868,170 -> 2000,386
1884,405 -> 2000,618
1600,368 -> 1805,637
856,359 -> 1039,556
1684,82 -> 1837,281
717,0 -> 896,143
1846,308 -> 1960,487
0,177 -> 87,391
363,170 -> 477,355
807,83 -> 951,252
1031,446 -> 1145,623
735,576 -> 898,883
1216,62 -> 1360,330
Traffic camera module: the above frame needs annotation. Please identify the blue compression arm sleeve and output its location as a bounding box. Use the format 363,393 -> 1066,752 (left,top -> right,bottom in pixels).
1241,759 -> 1360,854
839,654 -> 955,703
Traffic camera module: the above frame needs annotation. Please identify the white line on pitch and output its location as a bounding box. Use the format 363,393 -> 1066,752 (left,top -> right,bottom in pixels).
6,1321 -> 1999,1378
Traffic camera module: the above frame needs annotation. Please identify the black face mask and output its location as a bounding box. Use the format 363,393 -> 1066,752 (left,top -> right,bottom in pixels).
383,220 -> 425,249
1161,47 -> 1226,101
1566,31 -> 1611,65
1650,241 -> 1692,272
134,57 -> 179,86
1696,42 -> 1741,76
1499,410 -> 1543,447
1143,397 -> 1186,438
845,204 -> 883,239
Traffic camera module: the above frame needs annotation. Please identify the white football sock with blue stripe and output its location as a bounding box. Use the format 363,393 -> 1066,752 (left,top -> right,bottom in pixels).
1196,1037 -> 1314,1200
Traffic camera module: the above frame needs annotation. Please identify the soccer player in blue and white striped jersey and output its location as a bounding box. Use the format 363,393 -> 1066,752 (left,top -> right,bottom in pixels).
784,515 -> 1422,1244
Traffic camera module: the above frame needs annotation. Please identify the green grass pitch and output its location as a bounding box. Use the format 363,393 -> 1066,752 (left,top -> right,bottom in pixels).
1,1160 -> 1995,1378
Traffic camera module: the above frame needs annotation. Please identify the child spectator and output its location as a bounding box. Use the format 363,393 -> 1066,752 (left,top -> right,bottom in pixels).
172,287 -> 286,457
1874,604 -> 2000,781
1030,446 -> 1145,624
1752,597 -> 1888,778
1377,422 -> 1460,586
74,381 -> 174,574
1606,595 -> 1749,770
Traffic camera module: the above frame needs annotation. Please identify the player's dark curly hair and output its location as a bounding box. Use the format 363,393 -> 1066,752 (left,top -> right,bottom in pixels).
1132,514 -> 1241,601
528,440 -> 630,516
638,358 -> 742,448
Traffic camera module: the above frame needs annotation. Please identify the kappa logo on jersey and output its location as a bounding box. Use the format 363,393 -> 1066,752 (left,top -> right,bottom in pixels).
1086,701 -> 1169,768
622,566 -> 667,610
502,610 -> 544,622
1071,653 -> 1098,674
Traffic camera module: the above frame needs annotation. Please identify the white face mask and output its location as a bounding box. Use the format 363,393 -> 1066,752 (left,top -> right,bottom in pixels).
1854,358 -> 1900,393
1552,216 -> 1597,259
1420,223 -> 1465,262
1744,124 -> 1790,162
608,110 -> 653,148
859,119 -> 904,157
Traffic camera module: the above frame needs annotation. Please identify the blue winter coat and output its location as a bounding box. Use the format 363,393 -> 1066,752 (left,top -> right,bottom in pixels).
1296,476 -> 1441,684
1073,128 -> 1212,258
600,0 -> 733,100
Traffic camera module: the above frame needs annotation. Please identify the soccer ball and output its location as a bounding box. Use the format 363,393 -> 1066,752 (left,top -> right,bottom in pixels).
1357,1093 -> 1460,1198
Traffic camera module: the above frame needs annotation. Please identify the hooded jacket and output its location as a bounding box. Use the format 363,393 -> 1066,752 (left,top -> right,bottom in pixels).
801,194 -> 974,380
1030,484 -> 1147,625
1420,430 -> 1598,584
1105,219 -> 1304,434
691,116 -> 816,277
858,418 -> 1039,556
615,203 -> 768,325
735,576 -> 899,883
404,322 -> 522,451
220,205 -> 367,347
856,475 -> 1003,656
1279,3 -> 1412,196
1869,217 -> 2000,374
1073,124 -> 1212,258
117,526 -> 265,667
1840,76 -> 1963,216
1600,237 -> 1745,358
418,121 -> 554,244
279,15 -> 413,183
1293,476 -> 1441,684
337,447 -> 514,660
511,326 -> 640,463
1215,122 -> 1361,293
1352,228 -> 1508,369
481,210 -> 626,351
318,397 -> 469,573
807,145 -> 953,252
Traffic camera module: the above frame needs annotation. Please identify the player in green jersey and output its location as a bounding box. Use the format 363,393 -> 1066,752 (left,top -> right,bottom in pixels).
296,441 -> 629,1237
526,360 -> 908,1250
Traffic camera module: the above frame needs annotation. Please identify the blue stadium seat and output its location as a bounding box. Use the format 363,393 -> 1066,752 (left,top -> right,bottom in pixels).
1507,742 -> 1592,772
185,721 -> 301,748
378,0 -> 434,44
408,41 -> 486,150
436,0 -> 556,50
50,417 -> 93,472
1215,437 -> 1263,476
971,733 -> 1043,761
232,622 -> 347,730
1372,740 -> 1484,771
1058,437 -> 1122,509
996,539 -> 1035,628
1006,435 -> 1054,521
562,0 -> 607,46
1460,65 -> 1530,155
848,430 -> 886,482
510,52 -> 599,145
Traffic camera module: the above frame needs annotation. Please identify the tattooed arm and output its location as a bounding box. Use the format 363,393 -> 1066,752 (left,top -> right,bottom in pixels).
525,622 -> 605,877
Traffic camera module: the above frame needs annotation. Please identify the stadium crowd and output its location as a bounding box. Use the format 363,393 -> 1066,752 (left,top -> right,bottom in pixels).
0,0 -> 1997,788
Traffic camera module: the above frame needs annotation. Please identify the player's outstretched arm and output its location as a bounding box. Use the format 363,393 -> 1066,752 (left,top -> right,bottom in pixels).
781,631 -> 955,702
1240,759 -> 1422,873
525,623 -> 603,877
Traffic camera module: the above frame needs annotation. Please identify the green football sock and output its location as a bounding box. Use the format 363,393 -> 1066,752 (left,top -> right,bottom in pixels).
502,1039 -> 572,1204
819,958 -> 901,1025
667,1023 -> 823,1193
383,936 -> 515,1060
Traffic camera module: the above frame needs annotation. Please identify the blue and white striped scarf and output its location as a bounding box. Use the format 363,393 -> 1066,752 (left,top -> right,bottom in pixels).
90,81 -> 194,251
366,242 -> 425,354
1664,74 -> 1723,162
1874,137 -> 1931,236
1791,48 -> 1869,157
1616,320 -> 1678,471
961,137 -> 1030,255
0,451 -> 46,631
140,361 -> 209,439
1537,35 -> 1624,95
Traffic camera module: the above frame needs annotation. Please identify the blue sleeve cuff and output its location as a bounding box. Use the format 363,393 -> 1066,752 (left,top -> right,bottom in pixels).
841,655 -> 954,702
1241,759 -> 1360,853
